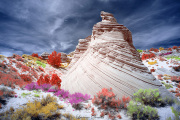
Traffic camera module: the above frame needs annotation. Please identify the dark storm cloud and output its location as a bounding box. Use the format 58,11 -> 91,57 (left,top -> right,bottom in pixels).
0,0 -> 179,56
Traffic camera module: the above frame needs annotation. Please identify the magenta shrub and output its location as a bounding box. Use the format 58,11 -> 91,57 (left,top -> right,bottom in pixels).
54,89 -> 70,99
24,82 -> 41,91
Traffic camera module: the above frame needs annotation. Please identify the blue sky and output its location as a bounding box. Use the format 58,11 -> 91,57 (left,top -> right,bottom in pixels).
0,0 -> 180,56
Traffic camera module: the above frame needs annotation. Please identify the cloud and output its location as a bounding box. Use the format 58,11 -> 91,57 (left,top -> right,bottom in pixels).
0,0 -> 179,56
133,25 -> 180,49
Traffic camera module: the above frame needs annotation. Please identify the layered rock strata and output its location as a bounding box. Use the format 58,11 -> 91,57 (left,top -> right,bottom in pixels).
61,11 -> 177,100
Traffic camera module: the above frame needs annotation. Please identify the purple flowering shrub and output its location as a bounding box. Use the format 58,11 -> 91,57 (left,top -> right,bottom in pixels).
159,52 -> 172,56
54,89 -> 70,99
40,84 -> 52,91
68,92 -> 91,110
47,89 -> 57,93
24,82 -> 41,91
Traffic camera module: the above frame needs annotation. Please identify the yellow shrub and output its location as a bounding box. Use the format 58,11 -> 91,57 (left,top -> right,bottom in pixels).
159,47 -> 164,51
62,113 -> 75,119
148,60 -> 157,65
57,104 -> 64,109
11,95 -> 60,120
41,94 -> 57,106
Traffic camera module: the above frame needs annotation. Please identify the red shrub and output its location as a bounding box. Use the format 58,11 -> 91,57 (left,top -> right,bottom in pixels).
38,56 -> 42,60
168,48 -> 172,51
0,71 -> 28,89
16,62 -> 24,68
47,51 -> 61,68
44,74 -> 50,84
149,48 -> 154,51
20,74 -> 32,83
92,88 -> 130,110
91,107 -> 96,116
175,93 -> 180,97
21,65 -> 30,72
50,74 -> 62,88
11,67 -> 18,73
150,69 -> 156,72
141,53 -> 155,60
15,55 -> 24,62
100,111 -> 105,117
31,53 -> 39,58
12,60 -> 16,63
37,74 -> 45,86
172,46 -> 178,49
38,66 -> 45,72
30,69 -> 38,79
108,113 -> 115,120
117,114 -> 122,119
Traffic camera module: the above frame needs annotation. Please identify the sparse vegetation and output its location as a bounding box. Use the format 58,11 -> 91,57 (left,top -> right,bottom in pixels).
127,100 -> 159,120
10,94 -> 61,120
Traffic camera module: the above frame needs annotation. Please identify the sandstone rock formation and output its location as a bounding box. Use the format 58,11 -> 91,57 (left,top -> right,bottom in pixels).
67,36 -> 91,68
61,11 -> 176,100
60,52 -> 68,63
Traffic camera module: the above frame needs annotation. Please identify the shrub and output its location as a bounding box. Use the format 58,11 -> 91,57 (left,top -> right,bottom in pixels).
137,49 -> 143,53
116,114 -> 122,119
92,88 -> 130,110
31,53 -> 39,58
24,82 -> 41,91
41,94 -> 57,106
39,66 -> 45,72
20,74 -> 32,83
10,67 -> 18,73
11,95 -> 60,120
21,65 -> 30,72
40,83 -> 52,92
100,111 -> 105,117
47,51 -> 61,68
168,48 -> 172,51
172,46 -> 178,49
159,47 -> 164,51
133,89 -> 171,107
43,74 -> 50,84
37,74 -> 45,86
91,107 -> 96,116
50,74 -> 62,88
127,100 -> 159,120
170,106 -> 180,120
36,61 -> 46,68
34,94 -> 40,97
68,92 -> 91,110
16,62 -> 24,68
14,54 -> 24,62
141,53 -> 155,60
164,83 -> 173,89
54,89 -> 70,99
21,92 -> 31,98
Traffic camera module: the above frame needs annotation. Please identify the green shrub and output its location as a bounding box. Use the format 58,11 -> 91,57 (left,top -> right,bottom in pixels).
164,83 -> 173,89
127,100 -> 159,120
137,49 -> 143,53
34,94 -> 40,97
171,106 -> 180,120
133,89 -> 165,107
21,92 -> 31,98
36,61 -> 46,68
166,117 -> 172,120
161,82 -> 165,84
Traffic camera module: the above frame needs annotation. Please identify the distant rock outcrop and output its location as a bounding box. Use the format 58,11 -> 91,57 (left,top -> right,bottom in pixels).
61,11 -> 176,100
